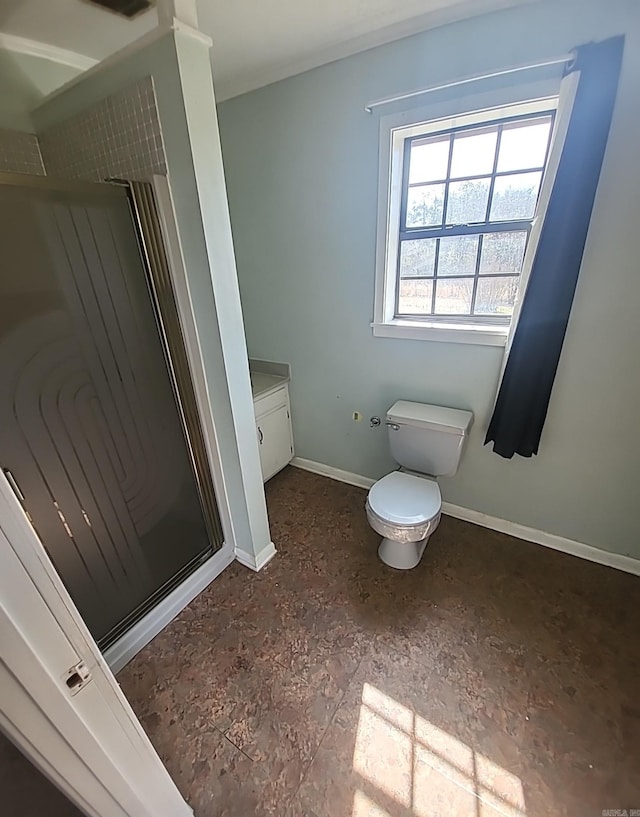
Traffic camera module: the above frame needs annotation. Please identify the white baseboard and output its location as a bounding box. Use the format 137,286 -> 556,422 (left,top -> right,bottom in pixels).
235,541 -> 277,572
291,457 -> 375,490
104,544 -> 235,674
290,458 -> 640,577
440,502 -> 640,576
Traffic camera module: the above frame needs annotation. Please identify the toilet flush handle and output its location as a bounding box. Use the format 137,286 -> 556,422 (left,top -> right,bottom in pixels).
385,422 -> 400,431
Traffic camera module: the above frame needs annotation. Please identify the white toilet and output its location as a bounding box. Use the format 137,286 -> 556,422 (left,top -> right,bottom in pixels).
366,400 -> 473,569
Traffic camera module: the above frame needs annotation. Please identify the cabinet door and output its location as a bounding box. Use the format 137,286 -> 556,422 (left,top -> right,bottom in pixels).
257,405 -> 293,481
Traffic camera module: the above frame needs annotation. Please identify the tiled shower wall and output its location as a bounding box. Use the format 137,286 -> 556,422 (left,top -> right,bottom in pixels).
39,77 -> 166,182
0,78 -> 165,183
0,129 -> 45,175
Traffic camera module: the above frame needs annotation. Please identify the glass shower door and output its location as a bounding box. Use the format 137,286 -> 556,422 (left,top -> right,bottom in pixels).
0,177 -> 222,648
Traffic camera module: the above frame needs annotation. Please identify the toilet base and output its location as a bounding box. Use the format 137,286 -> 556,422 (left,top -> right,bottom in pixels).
378,536 -> 430,570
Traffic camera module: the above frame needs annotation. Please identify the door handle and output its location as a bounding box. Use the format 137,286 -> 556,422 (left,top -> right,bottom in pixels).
258,427 -> 264,445
3,468 -> 25,502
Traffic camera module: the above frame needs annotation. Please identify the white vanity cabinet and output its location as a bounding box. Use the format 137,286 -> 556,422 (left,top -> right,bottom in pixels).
253,384 -> 294,482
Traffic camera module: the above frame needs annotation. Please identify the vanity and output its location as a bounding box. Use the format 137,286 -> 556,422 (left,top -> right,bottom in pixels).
250,359 -> 294,482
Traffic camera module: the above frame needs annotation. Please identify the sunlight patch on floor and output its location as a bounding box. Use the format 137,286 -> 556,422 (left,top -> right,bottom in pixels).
353,685 -> 413,807
352,790 -> 392,817
352,683 -> 526,817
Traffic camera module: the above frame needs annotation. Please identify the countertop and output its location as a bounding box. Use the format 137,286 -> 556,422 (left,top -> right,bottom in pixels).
251,371 -> 289,400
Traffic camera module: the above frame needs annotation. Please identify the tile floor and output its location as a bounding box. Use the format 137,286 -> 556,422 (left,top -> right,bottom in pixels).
118,466 -> 640,817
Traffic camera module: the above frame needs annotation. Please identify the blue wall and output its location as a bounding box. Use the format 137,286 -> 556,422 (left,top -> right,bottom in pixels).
218,0 -> 640,559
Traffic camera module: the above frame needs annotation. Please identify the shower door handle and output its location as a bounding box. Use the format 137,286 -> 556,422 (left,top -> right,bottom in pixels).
3,468 -> 25,502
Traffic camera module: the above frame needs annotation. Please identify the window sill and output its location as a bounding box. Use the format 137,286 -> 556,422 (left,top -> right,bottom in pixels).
371,320 -> 508,347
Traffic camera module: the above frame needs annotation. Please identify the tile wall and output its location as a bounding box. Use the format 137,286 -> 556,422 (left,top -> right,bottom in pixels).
39,76 -> 166,182
0,129 -> 45,175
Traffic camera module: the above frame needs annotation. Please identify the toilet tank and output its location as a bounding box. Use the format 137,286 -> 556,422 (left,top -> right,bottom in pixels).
386,401 -> 473,477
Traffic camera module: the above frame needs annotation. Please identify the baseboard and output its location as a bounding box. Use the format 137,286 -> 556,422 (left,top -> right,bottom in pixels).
235,541 -> 277,572
291,457 -> 375,490
103,544 -> 235,673
290,458 -> 640,577
440,502 -> 640,576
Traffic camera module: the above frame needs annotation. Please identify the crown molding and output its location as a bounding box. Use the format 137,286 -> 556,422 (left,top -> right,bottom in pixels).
0,32 -> 98,71
171,18 -> 212,47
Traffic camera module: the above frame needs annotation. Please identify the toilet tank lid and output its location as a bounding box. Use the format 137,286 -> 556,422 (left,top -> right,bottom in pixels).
387,401 -> 473,435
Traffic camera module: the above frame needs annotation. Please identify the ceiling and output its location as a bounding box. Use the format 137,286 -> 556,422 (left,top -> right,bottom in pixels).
0,0 -> 538,100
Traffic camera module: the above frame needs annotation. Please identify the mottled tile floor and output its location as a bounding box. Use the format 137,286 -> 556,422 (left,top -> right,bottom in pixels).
118,466 -> 640,817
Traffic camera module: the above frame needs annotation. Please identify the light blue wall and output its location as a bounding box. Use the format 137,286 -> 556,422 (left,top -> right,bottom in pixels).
218,0 -> 640,559
0,51 -> 81,131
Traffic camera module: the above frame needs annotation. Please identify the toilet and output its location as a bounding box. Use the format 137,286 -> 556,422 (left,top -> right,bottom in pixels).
366,400 -> 473,569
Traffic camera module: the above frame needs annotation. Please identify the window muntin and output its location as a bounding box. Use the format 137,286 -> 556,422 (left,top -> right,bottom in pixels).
395,111 -> 555,323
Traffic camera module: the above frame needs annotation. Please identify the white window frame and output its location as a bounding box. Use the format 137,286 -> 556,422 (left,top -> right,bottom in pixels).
372,81 -> 576,347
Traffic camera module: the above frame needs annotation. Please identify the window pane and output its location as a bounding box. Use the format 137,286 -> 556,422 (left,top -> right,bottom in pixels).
479,231 -> 528,274
450,127 -> 497,178
437,235 -> 479,276
446,178 -> 490,224
474,276 -> 519,315
434,278 -> 473,315
406,183 -> 445,227
397,279 -> 434,314
409,135 -> 450,184
497,118 -> 552,172
490,172 -> 542,221
399,239 -> 436,277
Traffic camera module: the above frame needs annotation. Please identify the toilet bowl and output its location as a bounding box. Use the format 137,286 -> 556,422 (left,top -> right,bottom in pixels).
366,400 -> 473,570
366,471 -> 441,569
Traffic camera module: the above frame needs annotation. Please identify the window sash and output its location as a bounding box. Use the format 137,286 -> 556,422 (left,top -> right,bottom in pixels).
395,224 -> 532,320
398,220 -> 532,241
394,109 -> 555,321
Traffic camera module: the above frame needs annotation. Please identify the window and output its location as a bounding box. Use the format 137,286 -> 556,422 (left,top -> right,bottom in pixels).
373,98 -> 559,345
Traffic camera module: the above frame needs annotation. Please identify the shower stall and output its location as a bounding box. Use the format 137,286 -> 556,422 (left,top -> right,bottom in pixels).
0,173 -> 223,652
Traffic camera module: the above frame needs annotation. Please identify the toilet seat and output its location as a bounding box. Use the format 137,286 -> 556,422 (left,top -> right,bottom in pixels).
367,471 -> 441,526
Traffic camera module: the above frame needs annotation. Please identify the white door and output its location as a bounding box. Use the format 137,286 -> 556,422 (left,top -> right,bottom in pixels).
0,473 -> 193,817
257,405 -> 293,481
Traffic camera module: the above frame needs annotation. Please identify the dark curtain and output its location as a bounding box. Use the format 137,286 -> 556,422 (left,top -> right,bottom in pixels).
485,36 -> 624,459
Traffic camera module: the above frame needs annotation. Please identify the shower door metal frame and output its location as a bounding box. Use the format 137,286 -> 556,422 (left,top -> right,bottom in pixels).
126,180 -> 223,553
0,171 -> 236,670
